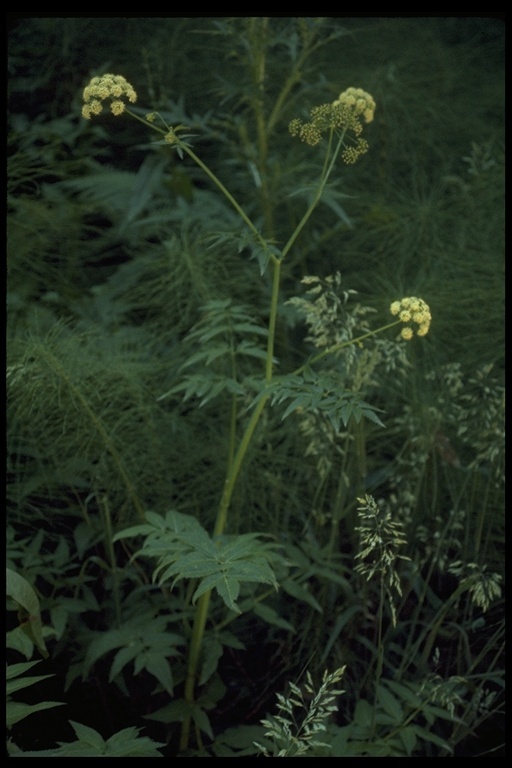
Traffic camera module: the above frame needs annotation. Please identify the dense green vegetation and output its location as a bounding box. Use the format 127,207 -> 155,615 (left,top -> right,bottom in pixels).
7,17 -> 504,757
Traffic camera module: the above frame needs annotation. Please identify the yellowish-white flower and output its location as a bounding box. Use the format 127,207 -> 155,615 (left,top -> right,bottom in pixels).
82,74 -> 137,120
333,87 -> 376,124
391,296 -> 431,339
289,86 -> 375,163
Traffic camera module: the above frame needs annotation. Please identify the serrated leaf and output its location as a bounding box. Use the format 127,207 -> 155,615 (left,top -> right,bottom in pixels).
7,700 -> 65,728
68,720 -> 106,749
7,674 -> 55,696
117,512 -> 279,614
6,661 -> 41,679
191,705 -> 214,740
109,644 -> 141,681
144,654 -> 175,695
269,371 -> 385,430
193,571 -> 241,613
6,568 -> 48,658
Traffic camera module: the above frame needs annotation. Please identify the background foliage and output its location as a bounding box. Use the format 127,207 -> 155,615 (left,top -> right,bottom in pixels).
7,16 -> 504,757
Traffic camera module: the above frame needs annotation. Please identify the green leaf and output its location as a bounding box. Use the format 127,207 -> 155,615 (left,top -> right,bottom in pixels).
252,602 -> 295,632
410,724 -> 453,753
349,699 -> 373,739
103,726 -> 165,757
83,613 -> 183,693
193,571 -> 242,613
10,723 -> 165,757
6,568 -> 48,658
268,370 -> 385,429
191,705 -> 214,740
7,674 -> 55,696
7,700 -> 65,728
69,720 -> 107,749
6,661 -> 42,679
376,682 -> 404,721
109,644 -> 141,681
380,679 -> 423,709
118,513 -> 280,614
399,725 -> 418,756
143,653 -> 175,695
281,577 -> 322,613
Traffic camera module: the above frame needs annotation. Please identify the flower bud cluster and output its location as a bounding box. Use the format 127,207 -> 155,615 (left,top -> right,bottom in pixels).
82,74 -> 137,120
289,87 -> 375,163
390,297 -> 431,340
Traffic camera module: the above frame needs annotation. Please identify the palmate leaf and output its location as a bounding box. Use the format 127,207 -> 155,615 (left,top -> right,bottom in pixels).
158,532 -> 279,614
83,612 -> 184,694
116,512 -> 281,614
266,367 -> 386,429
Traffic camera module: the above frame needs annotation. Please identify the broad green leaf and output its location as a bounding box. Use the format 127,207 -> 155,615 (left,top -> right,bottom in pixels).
117,512 -> 279,613
410,724 -> 453,752
7,674 -> 55,696
376,683 -> 404,720
143,653 -> 175,695
193,571 -> 242,613
68,720 -> 106,748
399,725 -> 418,755
109,644 -> 141,681
6,661 -> 41,679
191,705 -> 214,740
7,700 -> 65,728
252,602 -> 295,632
6,568 -> 48,658
281,577 -> 322,613
381,679 -> 423,709
10,723 -> 165,757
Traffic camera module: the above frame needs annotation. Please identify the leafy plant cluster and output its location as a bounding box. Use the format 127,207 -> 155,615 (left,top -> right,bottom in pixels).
7,16 -> 504,757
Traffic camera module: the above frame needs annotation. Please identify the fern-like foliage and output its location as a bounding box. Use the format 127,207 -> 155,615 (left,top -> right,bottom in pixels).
265,366 -> 386,430
114,510 -> 281,614
158,299 -> 270,406
7,320 -> 175,522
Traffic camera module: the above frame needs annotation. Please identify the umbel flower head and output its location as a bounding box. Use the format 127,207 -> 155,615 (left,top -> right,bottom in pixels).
82,74 -> 137,120
289,86 -> 375,163
390,296 -> 431,340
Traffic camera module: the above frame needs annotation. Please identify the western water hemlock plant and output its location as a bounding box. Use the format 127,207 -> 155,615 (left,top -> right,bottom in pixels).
83,71 -> 413,752
7,17 -> 504,758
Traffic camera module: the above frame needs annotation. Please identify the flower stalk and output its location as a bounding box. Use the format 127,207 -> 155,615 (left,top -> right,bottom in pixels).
80,74 -> 430,753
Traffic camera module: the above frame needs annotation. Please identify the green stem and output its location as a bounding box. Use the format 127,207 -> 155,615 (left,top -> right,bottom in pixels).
280,128 -> 341,260
125,107 -> 274,263
292,320 -> 403,377
100,494 -> 122,628
180,255 -> 281,750
371,577 -> 385,740
145,115 -> 364,751
181,144 -> 272,258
